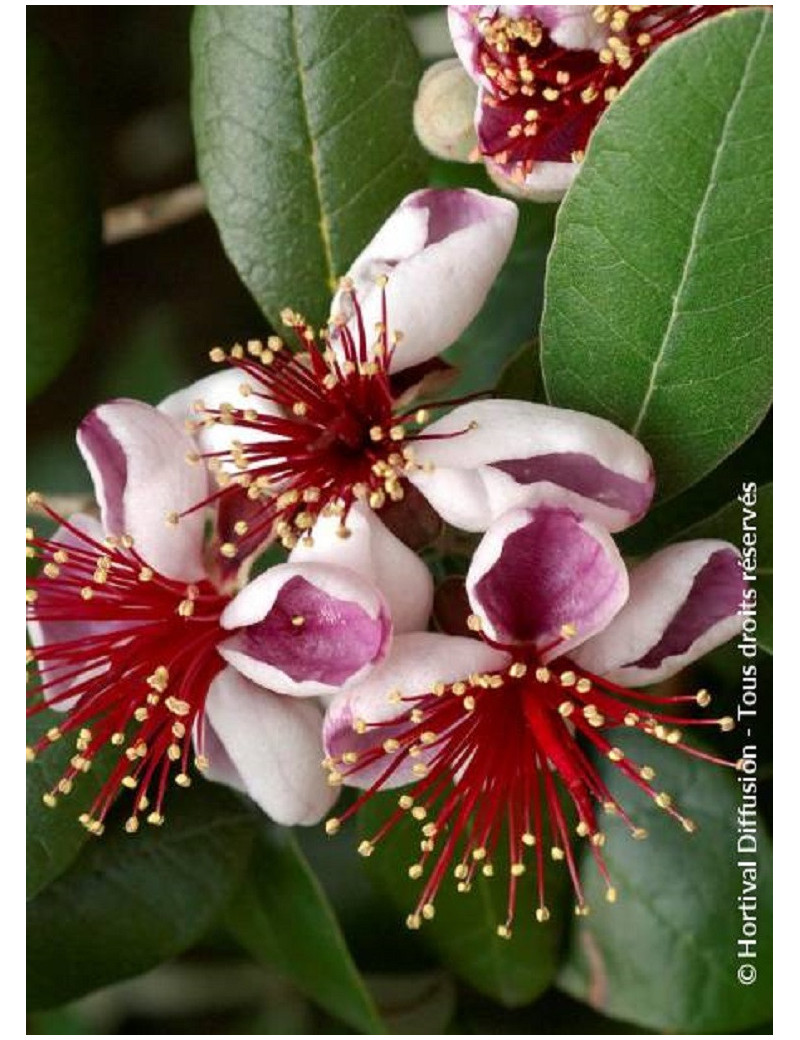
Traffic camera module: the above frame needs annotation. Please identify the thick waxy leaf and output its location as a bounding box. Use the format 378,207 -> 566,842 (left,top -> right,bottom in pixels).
557,733 -> 772,1033
226,823 -> 385,1035
673,483 -> 772,653
541,10 -> 772,501
495,339 -> 544,403
192,6 -> 428,328
618,411 -> 771,556
27,710 -> 113,900
358,792 -> 569,1008
27,30 -> 98,400
27,784 -> 255,1010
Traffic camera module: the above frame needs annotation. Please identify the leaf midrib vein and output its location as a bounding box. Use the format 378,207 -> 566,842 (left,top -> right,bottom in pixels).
630,12 -> 769,437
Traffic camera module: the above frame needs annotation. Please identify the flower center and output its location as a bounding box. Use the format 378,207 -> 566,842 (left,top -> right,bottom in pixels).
183,281 -> 452,563
26,496 -> 231,834
324,631 -> 738,936
473,5 -> 731,169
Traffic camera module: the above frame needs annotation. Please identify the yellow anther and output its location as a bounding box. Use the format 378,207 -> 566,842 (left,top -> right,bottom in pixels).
558,700 -> 575,718
608,747 -> 624,762
510,863 -> 526,877
640,765 -> 656,781
175,773 -> 192,787
466,613 -> 483,632
422,903 -> 436,920
357,840 -> 374,858
535,907 -> 550,923
606,887 -> 618,904
220,542 -> 237,559
497,924 -> 511,939
509,662 -> 527,679
696,688 -> 711,708
551,846 -> 565,861
209,347 -> 226,363
125,817 -> 139,834
147,812 -> 165,826
535,667 -> 551,683
408,863 -> 424,880
560,670 -> 576,687
398,795 -> 414,810
719,716 -> 735,732
406,913 -> 421,931
655,792 -> 672,809
42,792 -> 57,808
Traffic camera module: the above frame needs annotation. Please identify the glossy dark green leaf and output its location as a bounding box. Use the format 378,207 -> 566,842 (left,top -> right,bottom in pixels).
618,410 -> 771,557
495,339 -> 544,403
27,30 -> 98,400
27,710 -> 113,900
192,5 -> 428,328
358,791 -> 569,1008
673,482 -> 772,652
541,10 -> 772,501
226,823 -> 385,1035
557,733 -> 772,1032
27,784 -> 255,1011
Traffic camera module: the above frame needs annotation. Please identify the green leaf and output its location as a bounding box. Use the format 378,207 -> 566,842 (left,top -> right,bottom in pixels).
495,339 -> 544,403
557,733 -> 772,1032
192,5 -> 428,328
673,483 -> 772,653
541,10 -> 772,501
27,784 -> 255,1011
618,410 -> 771,556
27,710 -> 114,901
27,30 -> 98,400
358,792 -> 570,1008
226,823 -> 385,1035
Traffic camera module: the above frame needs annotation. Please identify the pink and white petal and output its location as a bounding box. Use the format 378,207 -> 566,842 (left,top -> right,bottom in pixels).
28,514 -> 120,712
447,6 -> 498,90
573,540 -> 744,687
324,632 -> 510,789
202,666 -> 336,826
466,504 -> 629,658
77,399 -> 207,582
486,157 -> 579,203
530,6 -> 608,50
219,562 -> 392,697
159,368 -> 286,471
408,399 -> 654,533
288,504 -> 433,634
331,189 -> 518,373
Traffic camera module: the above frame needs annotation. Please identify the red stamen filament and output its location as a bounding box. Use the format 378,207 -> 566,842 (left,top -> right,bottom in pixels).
324,644 -> 738,936
180,281 -> 472,563
26,496 -> 230,834
472,5 -> 733,171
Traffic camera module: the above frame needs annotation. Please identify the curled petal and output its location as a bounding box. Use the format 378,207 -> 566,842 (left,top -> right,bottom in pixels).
409,399 -> 654,533
466,504 -> 628,658
486,156 -> 578,203
324,632 -> 510,789
219,563 -> 392,697
332,188 -> 518,373
529,5 -> 608,50
573,540 -> 745,686
203,666 -> 336,826
289,504 -> 433,635
77,400 -> 208,582
159,368 -> 286,472
448,6 -> 606,91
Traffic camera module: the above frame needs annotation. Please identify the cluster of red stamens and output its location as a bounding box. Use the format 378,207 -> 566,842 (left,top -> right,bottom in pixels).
324,620 -> 738,935
472,5 -> 732,174
26,495 -> 230,834
181,279 -> 469,564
